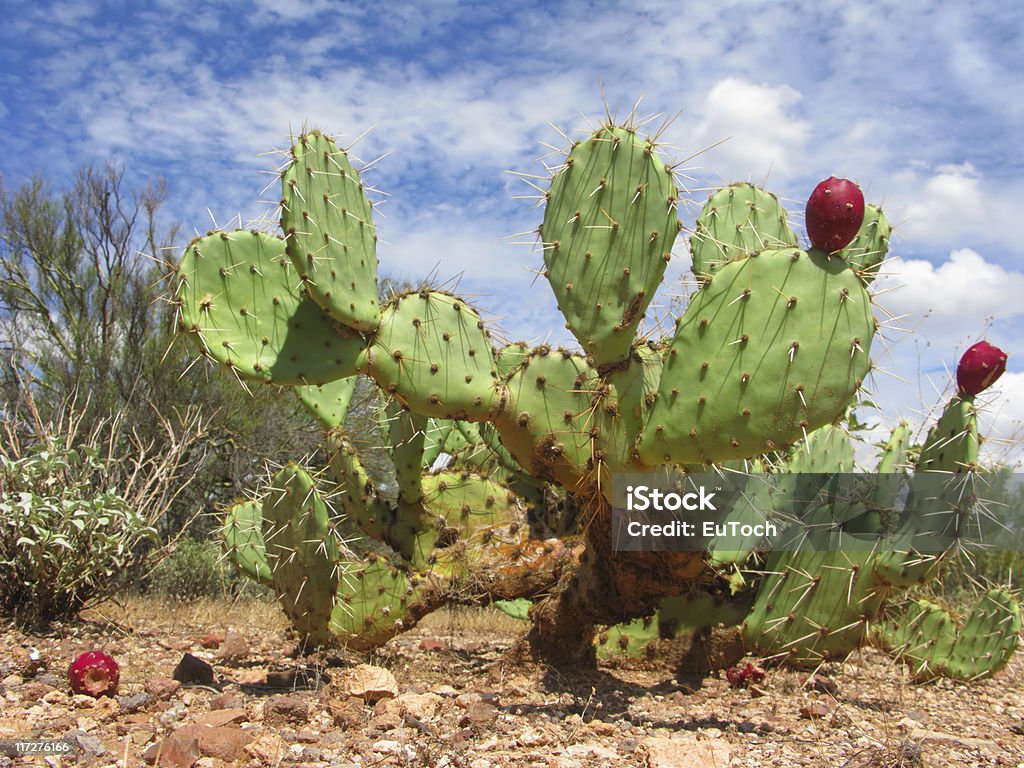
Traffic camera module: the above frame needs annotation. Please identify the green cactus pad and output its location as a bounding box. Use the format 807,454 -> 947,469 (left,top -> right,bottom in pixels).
281,130 -> 380,332
876,589 -> 1021,681
418,471 -> 524,559
495,346 -> 596,489
295,376 -> 358,429
262,465 -> 343,645
542,125 -> 680,367
640,248 -> 874,465
839,204 -> 891,283
916,396 -> 980,473
175,230 -> 368,385
588,342 -> 664,475
325,428 -> 388,542
742,545 -> 887,667
690,183 -> 797,282
331,554 -> 429,650
325,428 -> 430,561
222,499 -> 273,587
367,290 -> 499,421
385,400 -> 427,506
495,341 -> 531,378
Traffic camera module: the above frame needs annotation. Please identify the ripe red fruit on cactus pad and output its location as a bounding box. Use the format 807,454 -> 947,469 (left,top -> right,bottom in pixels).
68,650 -> 119,697
805,176 -> 865,253
957,341 -> 1008,396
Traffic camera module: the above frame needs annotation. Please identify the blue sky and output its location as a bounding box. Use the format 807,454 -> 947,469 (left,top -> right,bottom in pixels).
3,0 -> 1024,461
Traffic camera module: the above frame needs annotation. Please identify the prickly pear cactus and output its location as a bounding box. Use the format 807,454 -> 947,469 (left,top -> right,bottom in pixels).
180,107 -> 1017,683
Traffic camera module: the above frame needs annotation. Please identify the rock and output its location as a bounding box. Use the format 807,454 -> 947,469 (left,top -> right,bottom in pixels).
264,668 -> 325,688
804,674 -> 838,695
193,708 -> 246,727
396,692 -> 443,721
146,677 -> 182,700
264,694 -> 310,725
22,681 -> 55,700
459,702 -> 498,728
907,727 -> 998,751
344,664 -> 398,703
66,730 -> 106,761
119,692 -> 155,712
11,646 -> 44,676
642,736 -> 734,768
517,727 -> 550,747
42,690 -> 67,704
799,701 -> 830,720
209,692 -> 245,710
372,740 -> 416,761
218,630 -> 250,661
296,729 -> 320,743
327,696 -> 366,728
144,732 -> 200,768
245,733 -> 285,764
199,633 -> 224,650
587,719 -> 618,736
71,694 -> 97,708
418,639 -> 450,651
172,655 -> 214,687
174,724 -> 254,762
36,672 -> 62,688
369,698 -> 404,731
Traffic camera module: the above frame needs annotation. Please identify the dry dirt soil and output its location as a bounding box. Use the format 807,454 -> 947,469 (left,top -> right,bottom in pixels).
1,596 -> 1023,767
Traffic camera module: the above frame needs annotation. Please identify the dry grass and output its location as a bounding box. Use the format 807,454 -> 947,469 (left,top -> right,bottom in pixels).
82,594 -> 290,637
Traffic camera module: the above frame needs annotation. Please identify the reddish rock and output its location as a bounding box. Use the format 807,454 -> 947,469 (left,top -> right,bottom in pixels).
145,678 -> 181,700
193,708 -> 246,727
218,630 -> 250,661
209,692 -> 245,710
143,731 -> 200,767
264,694 -> 310,725
800,701 -> 831,719
418,638 -> 449,651
344,664 -> 398,703
198,632 -> 224,650
179,724 -> 253,762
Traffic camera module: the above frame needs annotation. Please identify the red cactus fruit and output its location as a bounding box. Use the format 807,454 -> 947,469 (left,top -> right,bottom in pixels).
68,650 -> 119,697
957,341 -> 1008,396
805,176 -> 865,253
726,662 -> 766,689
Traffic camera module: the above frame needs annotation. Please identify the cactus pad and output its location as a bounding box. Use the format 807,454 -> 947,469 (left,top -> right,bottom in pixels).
368,290 -> 499,421
175,230 -> 367,385
542,125 -> 680,367
640,248 -> 874,464
281,130 -> 380,332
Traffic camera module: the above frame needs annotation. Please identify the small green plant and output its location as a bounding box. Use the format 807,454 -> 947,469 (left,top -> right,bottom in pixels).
145,537 -> 246,600
0,440 -> 157,624
0,388 -> 208,626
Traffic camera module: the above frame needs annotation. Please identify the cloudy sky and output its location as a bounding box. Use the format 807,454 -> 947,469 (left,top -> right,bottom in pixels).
2,0 -> 1023,462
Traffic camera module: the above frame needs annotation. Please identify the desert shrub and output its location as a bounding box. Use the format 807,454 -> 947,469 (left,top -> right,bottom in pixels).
0,390 -> 207,626
146,536 -> 268,600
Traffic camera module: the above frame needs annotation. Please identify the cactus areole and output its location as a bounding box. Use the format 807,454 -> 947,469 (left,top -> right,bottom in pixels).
805,176 -> 865,253
68,651 -> 119,697
957,340 -> 1008,396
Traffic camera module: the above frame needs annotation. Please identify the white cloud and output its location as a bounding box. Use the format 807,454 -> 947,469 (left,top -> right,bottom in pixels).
688,78 -> 809,183
885,162 -> 1023,250
876,248 -> 1024,324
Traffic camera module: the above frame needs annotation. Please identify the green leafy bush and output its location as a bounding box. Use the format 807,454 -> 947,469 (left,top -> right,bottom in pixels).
0,440 -> 157,624
145,536 -> 267,600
